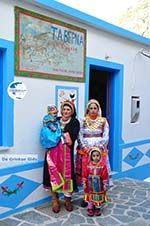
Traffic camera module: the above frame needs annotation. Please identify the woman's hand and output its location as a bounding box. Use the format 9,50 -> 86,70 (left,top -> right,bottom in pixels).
64,132 -> 72,146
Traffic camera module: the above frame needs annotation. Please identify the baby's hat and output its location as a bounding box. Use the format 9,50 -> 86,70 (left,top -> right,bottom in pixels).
47,104 -> 58,114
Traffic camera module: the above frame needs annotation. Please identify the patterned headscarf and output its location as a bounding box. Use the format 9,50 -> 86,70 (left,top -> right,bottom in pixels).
61,100 -> 76,118
85,99 -> 102,116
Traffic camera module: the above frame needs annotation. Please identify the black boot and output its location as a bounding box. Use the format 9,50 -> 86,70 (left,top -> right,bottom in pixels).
81,199 -> 88,207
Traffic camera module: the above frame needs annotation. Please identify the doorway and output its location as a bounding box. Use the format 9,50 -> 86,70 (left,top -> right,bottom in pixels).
89,68 -> 110,118
89,67 -> 113,169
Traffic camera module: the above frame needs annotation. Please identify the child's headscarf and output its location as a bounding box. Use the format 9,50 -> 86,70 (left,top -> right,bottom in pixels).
89,146 -> 104,161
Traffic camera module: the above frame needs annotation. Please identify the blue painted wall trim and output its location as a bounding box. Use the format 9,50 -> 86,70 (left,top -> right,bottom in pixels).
0,161 -> 62,220
0,160 -> 44,176
0,38 -> 14,147
113,163 -> 150,181
120,139 -> 150,148
34,0 -> 150,46
86,57 -> 124,172
0,196 -> 50,219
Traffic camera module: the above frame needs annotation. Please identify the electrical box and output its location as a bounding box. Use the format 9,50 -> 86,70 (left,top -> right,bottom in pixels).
131,96 -> 140,123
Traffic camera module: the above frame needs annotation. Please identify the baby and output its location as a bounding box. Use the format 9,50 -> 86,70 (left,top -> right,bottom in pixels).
40,105 -> 62,149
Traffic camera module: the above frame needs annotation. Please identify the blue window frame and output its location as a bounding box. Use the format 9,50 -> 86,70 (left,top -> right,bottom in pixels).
0,38 -> 14,147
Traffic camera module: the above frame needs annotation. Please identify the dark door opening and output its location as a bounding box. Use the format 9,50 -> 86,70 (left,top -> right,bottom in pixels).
89,68 -> 114,170
89,68 -> 110,117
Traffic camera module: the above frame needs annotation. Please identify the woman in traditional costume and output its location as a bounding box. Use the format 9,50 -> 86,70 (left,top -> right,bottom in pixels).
76,99 -> 111,207
43,100 -> 80,213
82,146 -> 109,216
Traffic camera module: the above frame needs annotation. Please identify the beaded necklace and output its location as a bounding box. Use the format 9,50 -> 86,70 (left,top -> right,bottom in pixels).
60,117 -> 71,131
85,115 -> 102,130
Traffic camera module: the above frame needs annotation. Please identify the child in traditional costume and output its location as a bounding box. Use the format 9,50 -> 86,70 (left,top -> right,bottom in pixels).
82,146 -> 109,217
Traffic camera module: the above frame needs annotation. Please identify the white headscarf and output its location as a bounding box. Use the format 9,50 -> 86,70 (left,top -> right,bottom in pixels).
85,99 -> 102,117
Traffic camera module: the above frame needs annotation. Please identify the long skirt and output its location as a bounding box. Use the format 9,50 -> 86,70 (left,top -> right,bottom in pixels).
43,141 -> 73,192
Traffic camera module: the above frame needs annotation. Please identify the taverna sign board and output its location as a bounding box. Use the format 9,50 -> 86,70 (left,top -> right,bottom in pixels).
15,7 -> 86,82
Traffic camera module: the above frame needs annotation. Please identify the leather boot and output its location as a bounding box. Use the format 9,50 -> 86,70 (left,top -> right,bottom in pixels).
50,189 -> 60,213
94,207 -> 101,216
64,196 -> 73,212
81,199 -> 88,207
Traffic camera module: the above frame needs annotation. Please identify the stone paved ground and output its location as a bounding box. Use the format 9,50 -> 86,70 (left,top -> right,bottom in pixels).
0,178 -> 150,226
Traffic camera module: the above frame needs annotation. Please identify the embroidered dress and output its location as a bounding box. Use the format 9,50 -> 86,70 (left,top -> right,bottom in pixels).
76,115 -> 109,184
82,160 -> 108,206
78,115 -> 109,147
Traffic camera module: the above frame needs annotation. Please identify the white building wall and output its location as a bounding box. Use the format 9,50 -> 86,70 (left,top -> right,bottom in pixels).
0,0 -> 150,159
0,0 -> 150,219
0,0 -> 14,41
0,0 -> 85,165
12,77 -> 84,160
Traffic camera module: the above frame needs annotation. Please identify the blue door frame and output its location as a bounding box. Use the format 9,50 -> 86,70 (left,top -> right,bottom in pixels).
85,57 -> 124,172
0,38 -> 14,147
